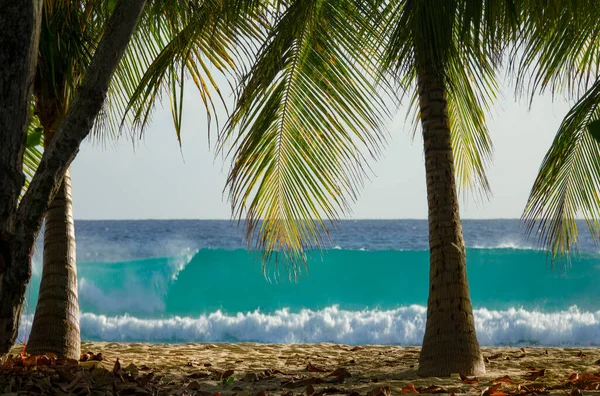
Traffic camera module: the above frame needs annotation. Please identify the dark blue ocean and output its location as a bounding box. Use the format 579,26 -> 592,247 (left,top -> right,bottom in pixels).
20,220 -> 600,346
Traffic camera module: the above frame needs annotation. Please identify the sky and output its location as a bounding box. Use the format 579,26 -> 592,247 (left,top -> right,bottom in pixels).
70,78 -> 573,220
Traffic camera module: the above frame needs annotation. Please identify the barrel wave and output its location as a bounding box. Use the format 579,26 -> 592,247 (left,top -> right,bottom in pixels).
20,220 -> 600,346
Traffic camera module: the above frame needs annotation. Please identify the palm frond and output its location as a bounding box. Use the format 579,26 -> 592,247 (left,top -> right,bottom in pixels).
522,78 -> 600,258
94,0 -> 264,144
22,114 -> 44,197
514,0 -> 600,100
221,0 -> 390,277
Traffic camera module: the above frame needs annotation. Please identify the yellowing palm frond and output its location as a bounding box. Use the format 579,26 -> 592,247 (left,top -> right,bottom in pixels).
221,0 -> 390,277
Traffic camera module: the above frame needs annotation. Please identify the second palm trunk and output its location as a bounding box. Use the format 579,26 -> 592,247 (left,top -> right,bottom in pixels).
416,71 -> 484,377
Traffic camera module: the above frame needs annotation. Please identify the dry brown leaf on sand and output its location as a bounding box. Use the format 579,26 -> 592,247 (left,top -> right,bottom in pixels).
367,386 -> 392,396
524,369 -> 545,380
418,385 -> 447,394
307,362 -> 328,372
492,375 -> 522,385
459,373 -> 479,384
401,382 -> 419,394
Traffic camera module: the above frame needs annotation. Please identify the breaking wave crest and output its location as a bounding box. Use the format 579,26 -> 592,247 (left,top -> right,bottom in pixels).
19,305 -> 600,346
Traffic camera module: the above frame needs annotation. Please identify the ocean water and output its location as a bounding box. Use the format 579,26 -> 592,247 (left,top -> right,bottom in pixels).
20,220 -> 600,346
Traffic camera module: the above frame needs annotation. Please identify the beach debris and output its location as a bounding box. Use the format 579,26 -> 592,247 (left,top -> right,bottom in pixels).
566,372 -> 600,390
347,392 -> 361,396
328,368 -> 352,379
492,375 -> 522,385
367,386 -> 392,396
221,369 -> 235,379
308,362 -> 328,372
487,353 -> 503,360
350,346 -> 364,351
80,351 -> 103,362
112,357 -> 121,374
187,371 -> 211,379
459,373 -> 479,384
577,351 -> 586,358
481,383 -> 502,396
314,386 -> 345,395
524,369 -> 545,380
306,383 -> 316,395
418,385 -> 448,394
243,372 -> 261,382
568,389 -> 583,396
401,382 -> 419,393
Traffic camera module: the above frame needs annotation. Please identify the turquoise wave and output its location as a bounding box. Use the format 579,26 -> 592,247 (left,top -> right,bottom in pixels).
26,247 -> 595,317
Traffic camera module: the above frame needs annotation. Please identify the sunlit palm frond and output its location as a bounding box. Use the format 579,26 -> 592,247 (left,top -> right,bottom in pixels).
94,0 -> 263,144
522,78 -> 600,258
23,114 -> 44,197
445,29 -> 500,197
514,0 -> 600,99
221,0 -> 389,276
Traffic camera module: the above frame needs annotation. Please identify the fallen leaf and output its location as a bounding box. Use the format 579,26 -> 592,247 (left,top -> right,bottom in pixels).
112,358 -> 121,374
401,382 -> 419,394
368,386 -> 392,396
221,369 -> 234,379
306,384 -> 315,396
459,373 -> 479,384
418,385 -> 446,394
481,384 -> 503,396
328,368 -> 351,379
307,362 -> 327,373
525,369 -> 545,380
492,375 -> 521,385
187,380 -> 201,390
314,387 -> 344,396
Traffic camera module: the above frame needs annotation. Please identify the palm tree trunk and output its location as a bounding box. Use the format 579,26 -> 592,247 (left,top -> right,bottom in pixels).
0,0 -> 42,359
26,121 -> 80,358
416,71 -> 485,377
0,0 -> 146,360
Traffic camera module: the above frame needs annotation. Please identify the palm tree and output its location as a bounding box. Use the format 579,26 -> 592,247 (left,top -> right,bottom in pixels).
516,2 -> 600,257
0,0 -> 147,359
223,0 -> 520,376
380,0 -> 522,376
22,0 -> 255,358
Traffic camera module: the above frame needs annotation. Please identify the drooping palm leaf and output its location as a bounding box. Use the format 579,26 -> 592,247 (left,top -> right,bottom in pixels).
522,79 -> 600,257
95,0 -> 264,144
516,2 -> 600,256
221,0 -> 390,276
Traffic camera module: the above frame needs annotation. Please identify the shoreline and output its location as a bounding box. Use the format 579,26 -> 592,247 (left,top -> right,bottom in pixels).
8,343 -> 600,394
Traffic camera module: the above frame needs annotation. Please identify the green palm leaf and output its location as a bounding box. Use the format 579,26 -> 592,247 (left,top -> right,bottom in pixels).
221,0 -> 390,276
516,2 -> 600,256
522,78 -> 600,257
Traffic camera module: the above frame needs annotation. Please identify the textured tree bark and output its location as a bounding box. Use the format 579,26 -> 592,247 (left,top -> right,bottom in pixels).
0,0 -> 42,357
27,121 -> 80,358
416,71 -> 485,377
0,0 -> 147,358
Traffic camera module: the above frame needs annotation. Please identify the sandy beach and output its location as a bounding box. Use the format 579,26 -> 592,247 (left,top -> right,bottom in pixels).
5,343 -> 600,395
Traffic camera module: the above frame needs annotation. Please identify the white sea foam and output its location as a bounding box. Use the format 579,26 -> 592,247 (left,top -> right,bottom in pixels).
18,305 -> 600,346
